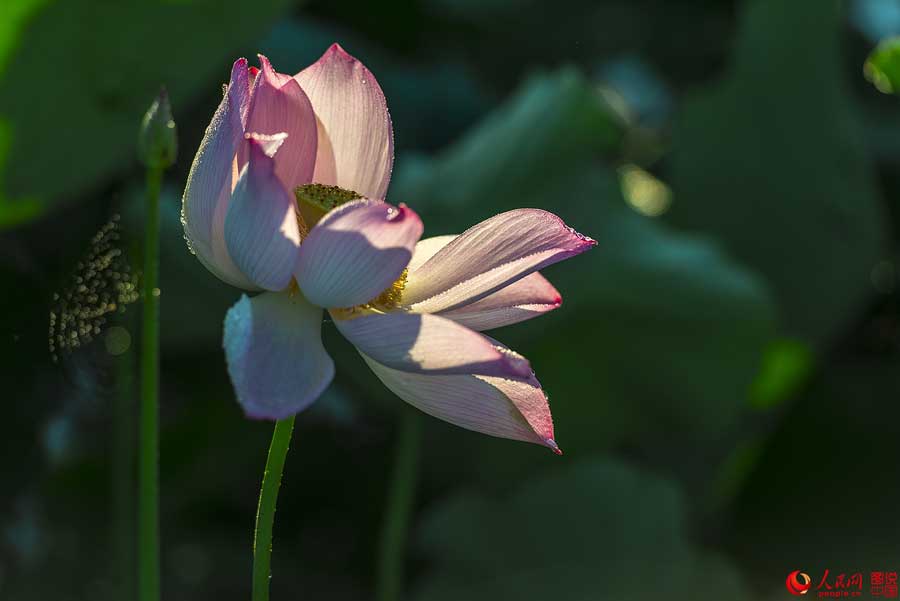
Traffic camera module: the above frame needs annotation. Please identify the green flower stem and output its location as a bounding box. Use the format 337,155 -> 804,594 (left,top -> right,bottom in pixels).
138,164 -> 163,601
112,348 -> 136,601
253,416 -> 296,601
376,411 -> 423,601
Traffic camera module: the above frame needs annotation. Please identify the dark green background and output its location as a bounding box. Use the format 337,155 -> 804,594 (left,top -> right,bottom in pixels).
2,0 -> 899,599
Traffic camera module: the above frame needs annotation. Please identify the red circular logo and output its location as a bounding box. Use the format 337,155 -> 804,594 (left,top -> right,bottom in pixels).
786,571 -> 811,596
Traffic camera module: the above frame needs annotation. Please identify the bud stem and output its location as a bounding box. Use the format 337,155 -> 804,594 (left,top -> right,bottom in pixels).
376,410 -> 423,601
138,163 -> 163,601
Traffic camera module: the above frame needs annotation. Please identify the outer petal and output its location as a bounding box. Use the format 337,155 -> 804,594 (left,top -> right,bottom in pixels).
224,136 -> 301,291
440,272 -> 562,330
182,58 -> 255,289
334,311 -> 532,378
295,199 -> 422,308
403,209 -> 595,313
224,291 -> 334,419
245,55 -> 318,189
294,43 -> 393,200
361,353 -> 558,451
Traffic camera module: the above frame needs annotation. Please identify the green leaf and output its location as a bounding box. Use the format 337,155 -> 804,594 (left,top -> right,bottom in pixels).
749,338 -> 815,410
667,0 -> 886,346
865,36 -> 900,94
0,0 -> 49,76
731,361 -> 900,570
413,459 -> 752,601
0,0 -> 294,228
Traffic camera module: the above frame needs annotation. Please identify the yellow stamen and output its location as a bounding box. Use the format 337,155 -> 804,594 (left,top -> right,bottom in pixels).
364,268 -> 408,310
331,268 -> 408,320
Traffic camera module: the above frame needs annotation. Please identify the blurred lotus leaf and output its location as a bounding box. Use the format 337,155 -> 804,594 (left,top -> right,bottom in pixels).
0,0 -> 294,228
730,361 -> 900,571
393,69 -> 775,468
667,0 -> 886,346
413,459 -> 751,601
865,36 -> 900,94
394,67 -> 625,205
749,338 -> 814,410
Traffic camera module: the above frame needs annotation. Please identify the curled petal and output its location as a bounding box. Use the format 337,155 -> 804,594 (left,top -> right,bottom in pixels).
294,43 -> 393,199
246,55 -> 318,189
224,136 -> 301,291
403,209 -> 595,313
334,311 -> 532,378
182,58 -> 255,289
224,292 -> 334,419
407,235 -> 562,329
362,353 -> 557,451
440,272 -> 562,330
295,199 -> 423,308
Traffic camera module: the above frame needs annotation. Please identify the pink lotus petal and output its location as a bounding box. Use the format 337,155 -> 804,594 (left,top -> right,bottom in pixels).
403,209 -> 595,313
295,199 -> 422,308
245,55 -> 318,189
361,353 -> 557,450
407,235 -> 562,329
334,311 -> 532,378
406,235 -> 457,272
224,136 -> 301,291
182,58 -> 255,289
294,43 -> 393,200
224,291 -> 334,419
440,272 -> 562,330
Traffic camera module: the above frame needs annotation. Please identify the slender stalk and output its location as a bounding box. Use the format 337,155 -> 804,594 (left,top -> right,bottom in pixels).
112,346 -> 136,601
138,165 -> 163,601
253,416 -> 296,601
376,411 -> 423,601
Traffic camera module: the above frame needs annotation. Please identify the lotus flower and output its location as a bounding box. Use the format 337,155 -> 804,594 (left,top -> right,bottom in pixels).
182,44 -> 595,452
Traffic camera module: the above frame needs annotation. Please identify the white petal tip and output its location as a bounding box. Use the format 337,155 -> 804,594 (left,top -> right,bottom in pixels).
386,203 -> 416,223
245,131 -> 289,157
545,438 -> 563,455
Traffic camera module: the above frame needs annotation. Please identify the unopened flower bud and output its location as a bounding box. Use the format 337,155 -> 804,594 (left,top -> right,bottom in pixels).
138,88 -> 177,169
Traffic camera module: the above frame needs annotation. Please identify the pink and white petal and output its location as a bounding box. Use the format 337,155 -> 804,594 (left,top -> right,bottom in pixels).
409,236 -> 562,328
406,235 -> 456,273
245,55 -> 318,189
294,43 -> 393,200
295,200 -> 422,308
403,209 -> 595,313
440,272 -> 562,330
224,137 -> 301,291
361,353 -> 558,451
334,311 -> 532,378
224,291 -> 334,419
182,58 -> 255,289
